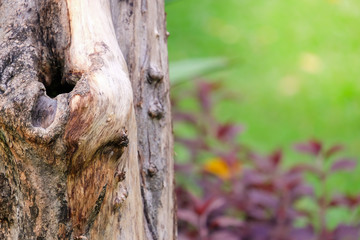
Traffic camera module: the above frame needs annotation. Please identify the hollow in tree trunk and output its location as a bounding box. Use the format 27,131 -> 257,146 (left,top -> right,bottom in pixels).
0,0 -> 175,239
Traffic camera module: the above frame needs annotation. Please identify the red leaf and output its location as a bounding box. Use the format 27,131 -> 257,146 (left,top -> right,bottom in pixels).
194,197 -> 225,216
292,184 -> 314,198
173,112 -> 197,125
290,164 -> 322,175
330,158 -> 357,172
294,140 -> 322,156
216,123 -> 244,142
204,198 -> 226,216
281,172 -> 302,189
210,231 -> 240,240
242,170 -> 272,189
250,153 -> 273,172
334,224 -> 360,240
269,149 -> 282,167
210,216 -> 243,228
247,207 -> 269,220
324,144 -> 344,159
329,194 -> 360,208
291,226 -> 315,240
178,209 -> 198,226
248,189 -> 277,208
197,82 -> 213,112
329,194 -> 348,207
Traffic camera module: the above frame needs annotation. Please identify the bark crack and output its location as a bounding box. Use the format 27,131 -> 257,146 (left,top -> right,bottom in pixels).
140,130 -> 159,240
141,187 -> 158,240
84,184 -> 107,235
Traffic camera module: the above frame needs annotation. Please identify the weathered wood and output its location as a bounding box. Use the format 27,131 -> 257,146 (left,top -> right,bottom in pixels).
111,0 -> 176,239
0,0 -> 174,239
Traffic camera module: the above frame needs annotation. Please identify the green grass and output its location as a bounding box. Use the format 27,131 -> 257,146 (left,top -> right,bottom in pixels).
166,1 -> 360,157
167,0 -> 360,151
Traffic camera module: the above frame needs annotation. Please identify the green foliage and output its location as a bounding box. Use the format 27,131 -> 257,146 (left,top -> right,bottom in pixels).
170,57 -> 228,85
166,0 -> 360,157
167,0 -> 360,235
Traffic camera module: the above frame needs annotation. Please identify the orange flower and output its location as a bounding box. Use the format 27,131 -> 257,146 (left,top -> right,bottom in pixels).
203,157 -> 242,180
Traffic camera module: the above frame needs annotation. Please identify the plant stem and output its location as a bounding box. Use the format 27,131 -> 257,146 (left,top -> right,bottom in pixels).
317,154 -> 328,240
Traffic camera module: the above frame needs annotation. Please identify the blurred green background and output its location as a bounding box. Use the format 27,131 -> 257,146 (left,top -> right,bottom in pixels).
166,0 -> 360,226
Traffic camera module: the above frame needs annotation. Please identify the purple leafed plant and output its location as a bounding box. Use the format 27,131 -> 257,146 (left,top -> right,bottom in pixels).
173,80 -> 360,240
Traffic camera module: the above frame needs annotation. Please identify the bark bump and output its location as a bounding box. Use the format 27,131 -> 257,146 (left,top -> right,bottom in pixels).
31,95 -> 57,128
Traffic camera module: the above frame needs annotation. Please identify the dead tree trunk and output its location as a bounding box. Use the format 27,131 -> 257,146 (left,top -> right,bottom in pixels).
0,0 -> 175,239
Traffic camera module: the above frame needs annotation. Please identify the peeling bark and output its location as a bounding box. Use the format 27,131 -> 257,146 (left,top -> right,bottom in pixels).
0,0 -> 174,239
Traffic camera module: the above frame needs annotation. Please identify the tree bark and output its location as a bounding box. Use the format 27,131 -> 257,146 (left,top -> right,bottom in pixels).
0,0 -> 175,239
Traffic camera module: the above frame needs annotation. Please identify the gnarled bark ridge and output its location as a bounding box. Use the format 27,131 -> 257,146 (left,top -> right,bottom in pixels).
0,0 -> 177,239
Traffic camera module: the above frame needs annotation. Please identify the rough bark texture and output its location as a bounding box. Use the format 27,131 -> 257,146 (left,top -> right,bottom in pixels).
110,1 -> 176,239
0,0 -> 174,239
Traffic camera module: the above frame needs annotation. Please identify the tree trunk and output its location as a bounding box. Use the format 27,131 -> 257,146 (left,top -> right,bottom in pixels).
0,0 -> 175,239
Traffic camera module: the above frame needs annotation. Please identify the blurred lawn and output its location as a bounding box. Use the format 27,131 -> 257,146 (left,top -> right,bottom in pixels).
166,0 -> 360,195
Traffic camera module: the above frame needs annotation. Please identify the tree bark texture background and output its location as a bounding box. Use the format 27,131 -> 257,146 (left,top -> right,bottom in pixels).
111,0 -> 176,239
0,0 -> 175,239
